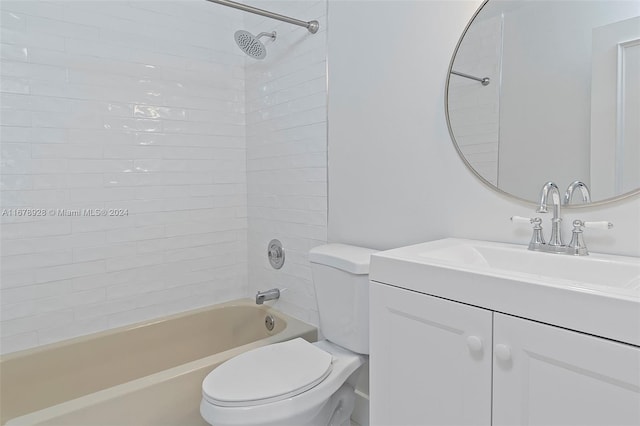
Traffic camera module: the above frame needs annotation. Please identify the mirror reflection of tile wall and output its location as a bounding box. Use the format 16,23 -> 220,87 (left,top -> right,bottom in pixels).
448,14 -> 502,186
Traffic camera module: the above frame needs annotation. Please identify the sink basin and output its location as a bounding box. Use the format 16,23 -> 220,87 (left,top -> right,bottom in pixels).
418,241 -> 640,291
370,238 -> 640,346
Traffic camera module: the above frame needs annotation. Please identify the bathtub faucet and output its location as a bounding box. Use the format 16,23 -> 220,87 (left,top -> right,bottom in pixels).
256,288 -> 280,304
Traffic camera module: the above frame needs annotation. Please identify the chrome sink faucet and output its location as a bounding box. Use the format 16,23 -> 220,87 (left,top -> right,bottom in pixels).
537,181 -> 563,248
511,181 -> 612,256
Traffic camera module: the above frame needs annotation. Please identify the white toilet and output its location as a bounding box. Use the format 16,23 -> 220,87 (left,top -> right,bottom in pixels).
200,243 -> 377,426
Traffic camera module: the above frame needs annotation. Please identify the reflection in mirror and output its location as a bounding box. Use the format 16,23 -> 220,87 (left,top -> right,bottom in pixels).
446,0 -> 640,205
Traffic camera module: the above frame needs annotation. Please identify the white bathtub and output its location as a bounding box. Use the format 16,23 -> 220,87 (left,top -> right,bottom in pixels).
0,299 -> 316,426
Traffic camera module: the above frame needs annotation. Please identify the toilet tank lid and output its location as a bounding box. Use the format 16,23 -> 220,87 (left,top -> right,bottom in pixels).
309,244 -> 378,275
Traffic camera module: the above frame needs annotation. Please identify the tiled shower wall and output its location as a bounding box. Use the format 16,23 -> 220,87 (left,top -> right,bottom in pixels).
244,0 -> 327,326
0,1 -> 249,353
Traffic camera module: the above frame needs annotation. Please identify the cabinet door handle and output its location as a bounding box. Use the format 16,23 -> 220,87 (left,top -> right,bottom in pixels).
494,343 -> 512,362
466,335 -> 483,353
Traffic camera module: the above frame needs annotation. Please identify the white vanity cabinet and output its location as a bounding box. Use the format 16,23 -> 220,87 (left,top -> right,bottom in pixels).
370,282 -> 493,426
370,282 -> 640,426
493,312 -> 640,425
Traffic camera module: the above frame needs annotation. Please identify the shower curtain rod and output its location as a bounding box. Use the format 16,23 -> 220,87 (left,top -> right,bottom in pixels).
204,0 -> 319,33
451,70 -> 490,86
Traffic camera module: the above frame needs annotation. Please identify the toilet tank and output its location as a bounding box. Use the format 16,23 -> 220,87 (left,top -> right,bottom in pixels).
309,244 -> 378,355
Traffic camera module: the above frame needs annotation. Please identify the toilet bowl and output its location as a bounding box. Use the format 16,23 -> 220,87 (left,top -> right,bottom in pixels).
200,244 -> 377,426
200,339 -> 366,426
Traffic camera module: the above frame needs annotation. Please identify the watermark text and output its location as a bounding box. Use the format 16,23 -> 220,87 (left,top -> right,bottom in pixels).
1,208 -> 129,217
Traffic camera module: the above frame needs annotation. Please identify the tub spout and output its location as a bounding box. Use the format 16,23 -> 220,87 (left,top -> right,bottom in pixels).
256,288 -> 280,304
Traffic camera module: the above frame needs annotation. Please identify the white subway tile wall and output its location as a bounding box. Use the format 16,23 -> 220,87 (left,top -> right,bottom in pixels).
244,0 -> 328,326
0,0 -> 250,353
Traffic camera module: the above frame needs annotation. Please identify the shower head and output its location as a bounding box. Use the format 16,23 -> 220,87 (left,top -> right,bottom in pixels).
234,30 -> 276,60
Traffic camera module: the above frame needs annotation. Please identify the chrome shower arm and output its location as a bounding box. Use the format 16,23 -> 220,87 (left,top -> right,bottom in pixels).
205,0 -> 319,33
256,31 -> 276,40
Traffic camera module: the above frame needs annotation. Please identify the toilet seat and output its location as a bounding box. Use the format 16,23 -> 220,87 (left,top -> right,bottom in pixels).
202,338 -> 333,407
201,340 -> 367,426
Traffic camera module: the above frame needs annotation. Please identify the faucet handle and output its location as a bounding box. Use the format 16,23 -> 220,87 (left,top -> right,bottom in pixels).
568,220 -> 587,256
567,220 -> 613,256
511,216 -> 537,225
511,216 -> 545,249
583,221 -> 613,230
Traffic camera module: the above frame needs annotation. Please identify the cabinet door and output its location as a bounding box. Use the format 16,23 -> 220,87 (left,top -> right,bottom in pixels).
370,282 -> 492,426
493,313 -> 640,426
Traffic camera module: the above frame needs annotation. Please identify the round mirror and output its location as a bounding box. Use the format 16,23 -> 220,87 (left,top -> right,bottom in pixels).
446,0 -> 640,206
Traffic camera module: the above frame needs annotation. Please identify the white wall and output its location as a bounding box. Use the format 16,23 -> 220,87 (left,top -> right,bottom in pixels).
0,0 -> 248,353
328,0 -> 640,257
244,0 -> 328,326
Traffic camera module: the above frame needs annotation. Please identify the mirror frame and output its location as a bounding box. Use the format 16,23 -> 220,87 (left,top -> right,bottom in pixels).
444,0 -> 640,208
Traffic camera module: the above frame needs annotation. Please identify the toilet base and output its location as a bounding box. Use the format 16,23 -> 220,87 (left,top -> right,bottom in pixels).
326,383 -> 356,426
200,383 -> 356,426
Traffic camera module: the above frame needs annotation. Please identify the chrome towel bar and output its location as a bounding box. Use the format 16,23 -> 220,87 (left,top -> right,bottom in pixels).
451,70 -> 490,86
